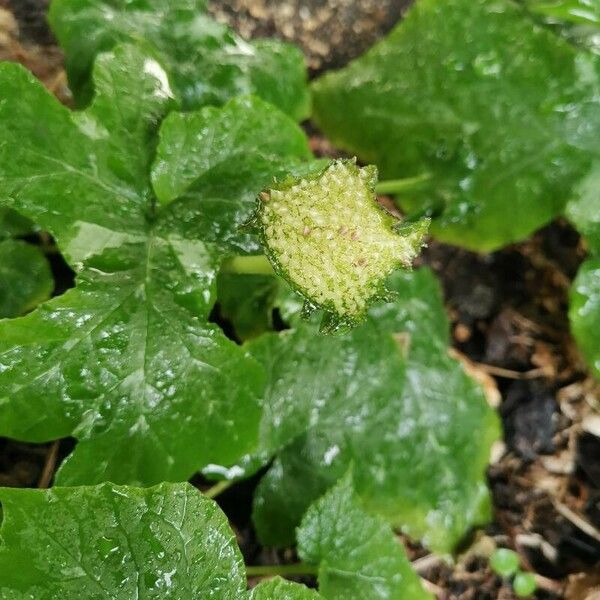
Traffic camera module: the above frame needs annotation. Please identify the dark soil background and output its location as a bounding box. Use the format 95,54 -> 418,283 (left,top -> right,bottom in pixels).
0,1 -> 599,598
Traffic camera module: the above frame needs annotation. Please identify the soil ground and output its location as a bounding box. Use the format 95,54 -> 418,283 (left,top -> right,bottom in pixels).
0,2 -> 598,598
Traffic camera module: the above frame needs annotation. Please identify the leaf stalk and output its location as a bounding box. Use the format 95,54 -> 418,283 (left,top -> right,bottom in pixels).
245,563 -> 318,578
221,255 -> 275,276
375,173 -> 431,196
204,479 -> 234,499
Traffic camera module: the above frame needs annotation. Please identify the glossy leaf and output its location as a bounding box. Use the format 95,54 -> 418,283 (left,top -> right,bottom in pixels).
0,483 -> 246,598
0,46 -> 171,265
527,0 -> 600,26
297,474 -> 432,600
0,47 -> 313,485
257,160 -> 428,331
151,99 -> 313,254
526,0 -> 600,52
311,0 -> 600,251
249,578 -> 323,600
569,258 -> 600,377
49,0 -> 310,120
0,484 -> 369,599
0,240 -> 53,318
251,268 -> 500,553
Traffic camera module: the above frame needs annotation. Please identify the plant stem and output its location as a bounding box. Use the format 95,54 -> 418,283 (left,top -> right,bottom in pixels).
221,255 -> 275,276
375,173 -> 431,196
246,563 -> 318,578
204,479 -> 234,499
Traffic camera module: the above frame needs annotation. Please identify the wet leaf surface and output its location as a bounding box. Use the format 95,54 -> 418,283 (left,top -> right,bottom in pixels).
312,0 -> 600,251
249,578 -> 323,599
49,0 -> 310,119
297,473 -> 432,599
0,483 -> 247,598
0,45 -> 312,486
249,269 -> 500,554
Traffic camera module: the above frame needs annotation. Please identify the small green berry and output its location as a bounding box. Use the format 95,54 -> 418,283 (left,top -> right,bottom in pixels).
513,571 -> 537,597
490,548 -> 520,578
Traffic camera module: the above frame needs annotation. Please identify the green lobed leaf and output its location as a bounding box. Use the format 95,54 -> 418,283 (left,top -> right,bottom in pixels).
569,258 -> 600,377
0,483 -> 421,599
152,106 -> 312,207
249,578 -> 323,600
151,100 -> 314,254
205,270 -> 446,481
297,473 -> 432,600
311,0 -> 600,251
0,46 -> 313,486
257,160 -> 429,331
0,46 -> 166,266
250,268 -> 500,554
0,483 -> 247,599
0,240 -> 54,318
48,0 -> 310,120
76,45 -> 178,193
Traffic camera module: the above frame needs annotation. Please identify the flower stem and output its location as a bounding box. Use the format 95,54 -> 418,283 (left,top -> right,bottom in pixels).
221,255 -> 275,276
246,563 -> 318,578
204,479 -> 234,499
375,173 -> 431,196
